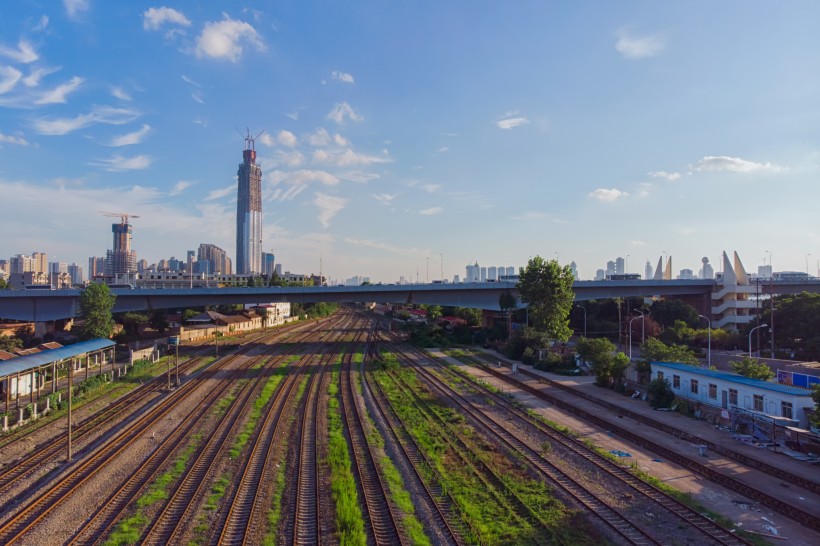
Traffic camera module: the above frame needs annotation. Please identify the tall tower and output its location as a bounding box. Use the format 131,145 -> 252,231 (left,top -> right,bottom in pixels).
236,132 -> 263,275
105,220 -> 137,276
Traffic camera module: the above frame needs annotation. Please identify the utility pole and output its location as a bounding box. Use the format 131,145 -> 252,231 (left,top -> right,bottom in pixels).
67,360 -> 73,461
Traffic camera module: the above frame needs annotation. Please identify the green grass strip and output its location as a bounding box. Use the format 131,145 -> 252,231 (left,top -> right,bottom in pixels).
229,366 -> 288,458
380,455 -> 431,546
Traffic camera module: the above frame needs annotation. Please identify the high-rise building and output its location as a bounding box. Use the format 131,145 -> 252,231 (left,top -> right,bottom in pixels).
465,262 -> 480,283
186,250 -> 195,273
32,252 -> 48,274
615,257 -> 625,275
645,260 -> 653,280
10,254 -> 35,274
105,220 -> 137,277
488,266 -> 497,281
480,267 -> 487,282
569,261 -> 579,280
700,257 -> 714,279
67,263 -> 84,285
89,256 -> 106,279
236,134 -> 263,274
262,252 -> 276,276
198,243 -> 232,275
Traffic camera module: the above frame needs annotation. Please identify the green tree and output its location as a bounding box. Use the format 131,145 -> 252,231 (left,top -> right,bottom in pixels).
0,277 -> 9,290
575,336 -> 615,366
650,299 -> 700,328
729,356 -> 774,381
647,378 -> 676,408
424,305 -> 443,321
575,337 -> 628,388
79,283 -> 116,340
0,333 -> 23,352
811,385 -> 820,428
120,312 -> 148,336
149,309 -> 169,333
517,256 -> 575,342
636,338 -> 698,384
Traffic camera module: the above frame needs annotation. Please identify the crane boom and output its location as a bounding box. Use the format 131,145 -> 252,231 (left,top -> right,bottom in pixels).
99,211 -> 140,224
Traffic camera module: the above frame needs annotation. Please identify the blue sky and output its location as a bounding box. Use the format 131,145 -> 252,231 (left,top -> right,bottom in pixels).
1,1 -> 819,282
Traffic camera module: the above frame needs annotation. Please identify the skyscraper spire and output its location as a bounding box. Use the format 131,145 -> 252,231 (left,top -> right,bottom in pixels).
236,130 -> 263,274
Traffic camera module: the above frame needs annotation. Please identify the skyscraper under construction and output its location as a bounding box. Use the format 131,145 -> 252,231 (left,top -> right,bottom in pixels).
236,132 -> 263,275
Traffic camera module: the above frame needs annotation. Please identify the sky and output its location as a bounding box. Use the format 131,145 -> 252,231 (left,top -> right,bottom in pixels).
2,1 -> 820,283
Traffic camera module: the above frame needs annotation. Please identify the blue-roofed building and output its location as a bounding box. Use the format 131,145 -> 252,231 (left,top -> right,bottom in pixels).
651,361 -> 816,428
0,339 -> 116,415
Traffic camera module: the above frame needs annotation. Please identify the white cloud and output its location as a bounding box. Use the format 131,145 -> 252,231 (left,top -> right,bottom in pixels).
23,66 -> 60,88
333,133 -> 348,147
35,76 -> 84,104
372,193 -> 397,204
339,171 -> 379,183
0,39 -> 39,64
285,111 -> 300,121
143,7 -> 191,30
693,155 -> 784,173
268,184 -> 308,202
0,66 -> 22,94
64,0 -> 90,21
648,170 -> 681,181
314,192 -> 347,228
331,70 -> 355,84
111,86 -> 132,101
0,132 -> 29,146
615,29 -> 665,60
268,169 -> 339,186
170,180 -> 192,196
495,111 -> 530,130
195,16 -> 265,62
629,240 -> 646,247
588,188 -> 628,202
312,148 -> 391,167
181,74 -> 202,87
259,133 -> 275,147
109,124 -> 151,146
191,92 -> 204,104
33,15 -> 49,32
277,130 -> 297,147
92,154 -> 153,172
327,102 -> 363,124
407,180 -> 441,193
344,238 -> 426,256
509,211 -> 546,221
204,184 -> 234,201
310,128 -> 330,146
272,150 -> 304,167
33,106 -> 140,135
419,207 -> 443,216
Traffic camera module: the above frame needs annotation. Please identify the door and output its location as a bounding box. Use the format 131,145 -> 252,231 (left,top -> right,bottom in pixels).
722,390 -> 728,409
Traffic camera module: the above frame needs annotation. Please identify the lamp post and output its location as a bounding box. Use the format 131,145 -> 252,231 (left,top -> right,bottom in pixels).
807,253 -> 812,275
426,257 -> 429,284
628,314 -> 644,360
749,323 -> 768,358
440,253 -> 444,282
698,314 -> 711,367
575,304 -> 587,338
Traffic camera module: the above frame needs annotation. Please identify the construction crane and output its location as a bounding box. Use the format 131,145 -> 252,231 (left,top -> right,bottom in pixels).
99,211 -> 140,224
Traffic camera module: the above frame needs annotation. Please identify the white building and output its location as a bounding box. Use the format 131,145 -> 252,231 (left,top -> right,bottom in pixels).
652,362 -> 815,428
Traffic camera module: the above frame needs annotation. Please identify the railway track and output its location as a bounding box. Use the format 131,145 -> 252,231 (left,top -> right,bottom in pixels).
379,336 -> 662,546
466,351 -> 820,533
339,324 -> 406,546
434,349 -> 754,546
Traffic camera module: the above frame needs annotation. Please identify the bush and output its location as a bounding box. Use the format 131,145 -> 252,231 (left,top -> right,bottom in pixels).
521,347 -> 537,366
647,378 -> 675,408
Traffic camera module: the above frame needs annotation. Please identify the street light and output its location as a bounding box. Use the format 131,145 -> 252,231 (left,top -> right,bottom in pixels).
575,304 -> 587,338
628,313 -> 644,360
749,323 -> 768,358
807,253 -> 812,276
698,314 -> 711,367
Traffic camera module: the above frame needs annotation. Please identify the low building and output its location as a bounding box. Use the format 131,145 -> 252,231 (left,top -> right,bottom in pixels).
651,361 -> 815,428
247,303 -> 291,327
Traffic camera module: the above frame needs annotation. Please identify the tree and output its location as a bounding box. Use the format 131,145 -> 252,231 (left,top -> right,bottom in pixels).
79,283 -> 116,340
637,338 -> 698,384
575,337 -> 628,389
120,312 -> 148,336
0,277 -> 9,290
648,378 -> 676,408
575,336 -> 615,366
729,356 -> 774,381
0,333 -> 22,352
811,385 -> 820,428
149,309 -> 169,333
517,256 -> 575,342
650,299 -> 700,328
424,305 -> 443,321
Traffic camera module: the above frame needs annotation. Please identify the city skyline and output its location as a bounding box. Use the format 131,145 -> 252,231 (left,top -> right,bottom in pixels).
1,2 -> 819,283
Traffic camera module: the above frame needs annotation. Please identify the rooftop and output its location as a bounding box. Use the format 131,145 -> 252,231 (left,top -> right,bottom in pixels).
652,361 -> 814,396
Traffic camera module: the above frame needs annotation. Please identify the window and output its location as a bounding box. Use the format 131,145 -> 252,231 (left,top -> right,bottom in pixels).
657,371 -> 664,380
729,389 -> 738,405
690,379 -> 699,394
673,375 -> 680,388
708,383 -> 717,399
782,401 -> 793,420
753,394 -> 764,412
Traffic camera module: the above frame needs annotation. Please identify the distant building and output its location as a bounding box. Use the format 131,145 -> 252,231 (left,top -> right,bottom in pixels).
678,269 -> 695,280
615,257 -> 625,275
236,133 -> 263,275
32,252 -> 48,274
198,243 -> 232,275
487,266 -> 497,281
88,256 -> 106,279
186,250 -> 195,273
67,263 -> 84,285
595,269 -> 605,281
105,220 -> 137,277
505,266 -> 515,277
569,261 -> 579,281
480,267 -> 487,282
758,265 -> 772,279
10,254 -> 35,274
137,259 -> 149,273
465,262 -> 480,283
644,260 -> 653,280
262,252 -> 276,276
274,263 -> 283,276
700,257 -> 714,279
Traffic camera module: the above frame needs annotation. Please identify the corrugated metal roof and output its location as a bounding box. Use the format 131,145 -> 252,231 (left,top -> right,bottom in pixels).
652,361 -> 813,396
0,339 -> 115,377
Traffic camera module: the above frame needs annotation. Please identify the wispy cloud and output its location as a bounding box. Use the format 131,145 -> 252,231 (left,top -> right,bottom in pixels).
23,66 -> 60,88
509,211 -> 546,221
339,171 -> 379,183
588,188 -> 628,202
143,7 -> 191,30
629,240 -> 646,246
111,86 -> 132,101
407,180 -> 441,193
268,169 -> 339,186
331,70 -> 355,84
269,150 -> 304,167
327,102 -> 363,124
33,106 -> 140,135
35,76 -> 84,104
371,193 -> 397,205
63,0 -> 90,21
92,154 -> 153,172
277,130 -> 297,147
170,180 -> 193,196
314,192 -> 347,228
109,124 -> 151,146
0,66 -> 22,94
615,29 -> 665,60
495,111 -> 530,130
268,184 -> 307,202
181,74 -> 201,87
195,16 -> 265,62
191,92 -> 204,104
693,155 -> 784,173
33,15 -> 49,32
419,206 -> 443,216
0,39 -> 39,64
0,132 -> 29,146
312,148 -> 390,167
648,170 -> 681,181
344,238 -> 426,256
204,184 -> 234,201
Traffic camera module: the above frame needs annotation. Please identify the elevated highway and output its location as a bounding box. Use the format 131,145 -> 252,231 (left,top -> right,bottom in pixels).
0,280 -> 723,322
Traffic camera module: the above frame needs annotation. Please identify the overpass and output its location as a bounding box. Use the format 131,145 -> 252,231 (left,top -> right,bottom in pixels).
1,279 -> 818,324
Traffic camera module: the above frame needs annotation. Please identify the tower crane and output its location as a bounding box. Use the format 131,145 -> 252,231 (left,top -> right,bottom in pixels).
99,211 -> 140,224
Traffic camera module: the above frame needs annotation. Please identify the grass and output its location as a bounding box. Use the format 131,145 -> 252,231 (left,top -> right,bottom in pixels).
327,365 -> 367,546
229,365 -> 288,458
105,434 -> 202,546
380,455 -> 431,546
